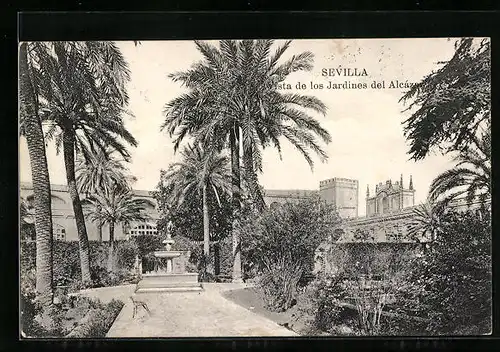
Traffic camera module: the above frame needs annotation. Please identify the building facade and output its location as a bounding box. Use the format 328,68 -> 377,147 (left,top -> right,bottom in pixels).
319,178 -> 359,219
263,189 -> 318,209
20,182 -> 160,242
366,175 -> 415,217
262,177 -> 360,219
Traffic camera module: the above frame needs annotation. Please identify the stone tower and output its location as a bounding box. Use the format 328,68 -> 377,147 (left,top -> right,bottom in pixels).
319,177 -> 359,218
365,175 -> 415,216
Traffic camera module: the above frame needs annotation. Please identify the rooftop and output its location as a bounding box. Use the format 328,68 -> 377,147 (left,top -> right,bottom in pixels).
20,182 -> 155,198
263,189 -> 318,197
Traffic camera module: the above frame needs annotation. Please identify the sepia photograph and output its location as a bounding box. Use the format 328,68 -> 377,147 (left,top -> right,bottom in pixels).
19,38 -> 491,337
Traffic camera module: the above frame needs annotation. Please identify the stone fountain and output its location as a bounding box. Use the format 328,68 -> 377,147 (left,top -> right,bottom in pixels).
135,223 -> 202,293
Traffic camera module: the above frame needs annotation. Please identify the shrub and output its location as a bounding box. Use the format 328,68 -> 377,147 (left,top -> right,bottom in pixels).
133,234 -> 163,258
311,276 -> 352,332
21,294 -> 85,338
405,208 -> 492,335
324,242 -> 420,278
171,235 -> 223,279
20,266 -> 37,297
20,291 -> 46,338
378,313 -> 428,336
116,240 -> 138,270
90,266 -> 136,288
217,231 -> 234,279
240,197 -> 341,311
20,240 -> 139,291
313,243 -> 417,335
83,299 -> 124,337
89,242 -> 109,270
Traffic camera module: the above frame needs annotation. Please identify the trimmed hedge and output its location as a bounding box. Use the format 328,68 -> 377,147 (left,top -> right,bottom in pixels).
322,242 -> 422,277
20,240 -> 138,290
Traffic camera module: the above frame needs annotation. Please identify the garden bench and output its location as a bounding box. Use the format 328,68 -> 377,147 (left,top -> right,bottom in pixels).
130,296 -> 151,318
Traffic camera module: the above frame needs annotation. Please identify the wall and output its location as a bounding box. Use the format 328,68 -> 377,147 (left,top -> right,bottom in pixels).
366,181 -> 415,217
320,178 -> 358,219
20,182 -> 160,242
263,189 -> 318,208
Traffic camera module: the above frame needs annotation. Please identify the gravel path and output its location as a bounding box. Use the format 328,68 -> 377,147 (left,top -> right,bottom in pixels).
78,283 -> 297,337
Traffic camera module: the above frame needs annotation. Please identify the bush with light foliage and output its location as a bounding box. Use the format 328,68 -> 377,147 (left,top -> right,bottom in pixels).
239,197 -> 340,311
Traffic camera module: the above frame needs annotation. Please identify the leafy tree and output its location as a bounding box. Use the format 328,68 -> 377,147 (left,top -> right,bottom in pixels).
19,42 -> 54,305
155,144 -> 232,275
429,128 -> 491,208
404,208 -> 491,335
163,40 -> 331,281
239,197 -> 340,311
76,149 -> 135,241
401,38 -> 490,161
85,189 -> 149,271
27,41 -> 136,283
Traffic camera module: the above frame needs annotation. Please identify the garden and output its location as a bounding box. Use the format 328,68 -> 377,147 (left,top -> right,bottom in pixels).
20,37 -> 491,337
20,233 -> 216,337
224,200 -> 492,336
20,238 -> 134,337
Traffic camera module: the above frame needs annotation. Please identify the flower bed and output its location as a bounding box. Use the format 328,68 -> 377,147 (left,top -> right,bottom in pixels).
21,291 -> 124,338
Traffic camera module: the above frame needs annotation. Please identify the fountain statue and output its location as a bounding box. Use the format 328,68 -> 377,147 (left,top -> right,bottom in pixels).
135,220 -> 202,293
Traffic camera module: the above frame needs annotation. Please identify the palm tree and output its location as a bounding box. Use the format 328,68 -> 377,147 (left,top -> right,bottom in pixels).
429,127 -> 491,209
76,148 -> 135,242
408,201 -> 444,243
163,40 -> 331,281
161,143 -> 232,275
26,42 -> 136,283
85,188 -> 148,272
20,42 -> 54,305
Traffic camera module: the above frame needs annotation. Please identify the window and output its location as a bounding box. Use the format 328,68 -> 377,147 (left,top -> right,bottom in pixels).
53,224 -> 66,241
129,223 -> 158,237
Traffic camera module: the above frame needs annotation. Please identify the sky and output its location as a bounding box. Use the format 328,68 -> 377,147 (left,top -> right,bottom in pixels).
19,38 -> 461,216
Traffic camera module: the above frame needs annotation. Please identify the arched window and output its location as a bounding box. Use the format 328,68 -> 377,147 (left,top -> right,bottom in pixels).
382,196 -> 389,214
53,223 -> 66,241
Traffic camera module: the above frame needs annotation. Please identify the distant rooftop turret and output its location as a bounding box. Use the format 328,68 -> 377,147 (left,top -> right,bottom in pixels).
366,175 -> 416,217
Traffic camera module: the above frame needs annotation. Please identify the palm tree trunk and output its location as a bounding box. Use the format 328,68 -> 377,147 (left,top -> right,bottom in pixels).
96,205 -> 103,242
230,123 -> 243,283
62,131 -> 91,283
243,147 -> 266,212
108,222 -> 115,272
20,43 -> 54,305
97,220 -> 103,242
202,184 -> 210,256
202,183 -> 211,276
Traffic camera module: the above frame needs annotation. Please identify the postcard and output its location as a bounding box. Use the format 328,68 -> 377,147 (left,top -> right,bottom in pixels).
19,38 -> 491,337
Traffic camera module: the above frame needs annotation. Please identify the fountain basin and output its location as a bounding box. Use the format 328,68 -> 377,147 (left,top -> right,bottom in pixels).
153,251 -> 182,259
136,248 -> 202,293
